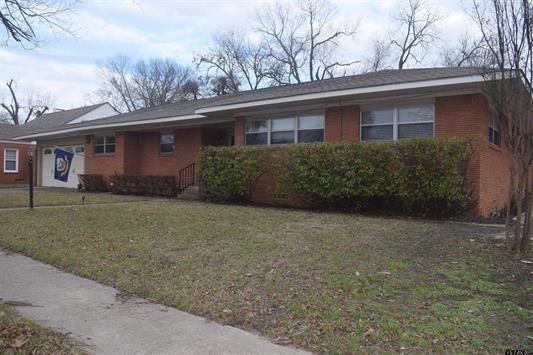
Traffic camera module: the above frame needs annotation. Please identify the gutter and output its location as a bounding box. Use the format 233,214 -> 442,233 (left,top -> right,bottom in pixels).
13,114 -> 207,140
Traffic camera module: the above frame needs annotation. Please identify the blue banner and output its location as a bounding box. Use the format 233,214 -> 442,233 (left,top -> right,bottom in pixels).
54,147 -> 74,182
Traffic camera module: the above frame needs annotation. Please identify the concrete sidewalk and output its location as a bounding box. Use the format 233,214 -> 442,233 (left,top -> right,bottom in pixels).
0,248 -> 308,355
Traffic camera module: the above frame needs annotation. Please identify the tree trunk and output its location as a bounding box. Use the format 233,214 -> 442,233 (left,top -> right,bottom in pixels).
505,159 -> 516,243
520,167 -> 531,253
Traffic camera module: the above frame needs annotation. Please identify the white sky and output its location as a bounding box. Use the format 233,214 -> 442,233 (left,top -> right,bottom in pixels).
0,0 -> 478,110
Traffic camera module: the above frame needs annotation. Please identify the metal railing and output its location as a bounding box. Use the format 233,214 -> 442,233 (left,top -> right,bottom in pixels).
178,162 -> 195,192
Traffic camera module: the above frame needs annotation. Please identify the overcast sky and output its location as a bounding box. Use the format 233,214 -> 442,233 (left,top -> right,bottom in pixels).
0,0 -> 478,110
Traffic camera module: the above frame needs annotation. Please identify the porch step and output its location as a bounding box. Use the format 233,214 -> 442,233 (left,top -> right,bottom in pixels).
177,185 -> 200,201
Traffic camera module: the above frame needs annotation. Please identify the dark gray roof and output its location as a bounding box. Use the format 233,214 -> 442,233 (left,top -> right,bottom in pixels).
0,123 -> 37,140
14,67 -> 487,138
25,103 -> 110,129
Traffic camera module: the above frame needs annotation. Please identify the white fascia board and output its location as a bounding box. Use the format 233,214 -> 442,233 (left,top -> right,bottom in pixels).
0,140 -> 35,145
13,114 -> 207,140
195,75 -> 486,114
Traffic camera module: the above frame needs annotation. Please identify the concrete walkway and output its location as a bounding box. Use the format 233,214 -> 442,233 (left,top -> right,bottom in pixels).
0,248 -> 308,355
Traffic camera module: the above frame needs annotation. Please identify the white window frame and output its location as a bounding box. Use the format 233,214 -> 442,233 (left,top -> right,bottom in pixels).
488,115 -> 501,146
94,135 -> 116,154
160,132 -> 175,153
245,113 -> 325,146
360,104 -> 435,142
3,148 -> 19,173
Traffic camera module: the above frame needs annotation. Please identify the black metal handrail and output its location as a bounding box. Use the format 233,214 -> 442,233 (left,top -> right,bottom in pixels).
178,162 -> 195,192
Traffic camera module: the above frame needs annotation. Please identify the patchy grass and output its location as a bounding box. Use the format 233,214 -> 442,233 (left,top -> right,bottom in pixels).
0,190 -> 145,208
0,301 -> 83,354
0,201 -> 531,353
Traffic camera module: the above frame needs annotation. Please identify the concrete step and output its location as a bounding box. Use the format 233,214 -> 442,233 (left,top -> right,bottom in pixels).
177,186 -> 200,201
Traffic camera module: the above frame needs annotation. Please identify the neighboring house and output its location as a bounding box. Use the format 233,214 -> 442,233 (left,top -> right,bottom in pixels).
12,68 -> 515,216
0,124 -> 35,185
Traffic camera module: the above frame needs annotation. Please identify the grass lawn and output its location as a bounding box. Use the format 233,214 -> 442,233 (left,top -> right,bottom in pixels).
0,301 -> 82,354
0,190 -> 145,209
0,201 -> 531,353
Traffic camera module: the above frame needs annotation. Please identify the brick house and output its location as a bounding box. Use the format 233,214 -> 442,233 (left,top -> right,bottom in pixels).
13,68 -> 516,216
0,124 -> 35,185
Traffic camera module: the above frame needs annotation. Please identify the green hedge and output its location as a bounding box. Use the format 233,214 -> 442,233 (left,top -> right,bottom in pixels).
276,138 -> 475,215
200,138 -> 475,216
109,175 -> 177,197
78,174 -> 107,192
199,146 -> 269,202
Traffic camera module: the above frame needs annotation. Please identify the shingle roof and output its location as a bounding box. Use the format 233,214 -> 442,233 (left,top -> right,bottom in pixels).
14,67 -> 487,138
25,103 -> 110,129
0,123 -> 36,140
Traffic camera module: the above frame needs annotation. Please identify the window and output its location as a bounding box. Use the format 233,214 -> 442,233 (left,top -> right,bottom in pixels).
43,148 -> 52,155
245,114 -> 324,145
361,104 -> 434,141
160,133 -> 174,153
3,148 -> 18,173
489,115 -> 501,146
75,146 -> 84,153
94,136 -> 116,154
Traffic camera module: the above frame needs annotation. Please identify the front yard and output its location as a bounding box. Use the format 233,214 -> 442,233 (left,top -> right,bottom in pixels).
0,189 -> 145,208
0,198 -> 530,353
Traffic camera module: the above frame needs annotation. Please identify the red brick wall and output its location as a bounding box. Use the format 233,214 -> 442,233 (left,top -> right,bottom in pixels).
0,142 -> 35,184
233,95 -> 512,216
85,127 -> 213,180
325,105 -> 360,142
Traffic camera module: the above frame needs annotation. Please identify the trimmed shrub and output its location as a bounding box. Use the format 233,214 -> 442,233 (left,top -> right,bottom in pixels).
199,146 -> 269,202
275,138 -> 475,216
109,175 -> 177,197
78,174 -> 107,192
200,138 -> 475,216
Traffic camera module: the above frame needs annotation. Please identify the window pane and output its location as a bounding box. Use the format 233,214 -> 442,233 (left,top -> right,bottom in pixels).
494,130 -> 501,145
95,137 -> 104,145
44,149 -> 52,155
298,115 -> 324,129
398,123 -> 433,139
398,105 -> 433,123
5,160 -> 16,171
106,136 -> 116,144
270,131 -> 294,144
246,133 -> 267,145
271,117 -> 294,132
160,133 -> 174,145
5,150 -> 16,160
361,125 -> 393,141
105,144 -> 116,154
94,145 -> 104,154
75,147 -> 84,153
246,120 -> 267,133
160,143 -> 174,153
298,129 -> 324,143
362,109 -> 394,125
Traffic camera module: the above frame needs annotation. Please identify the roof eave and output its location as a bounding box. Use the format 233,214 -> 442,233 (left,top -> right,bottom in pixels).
195,75 -> 487,114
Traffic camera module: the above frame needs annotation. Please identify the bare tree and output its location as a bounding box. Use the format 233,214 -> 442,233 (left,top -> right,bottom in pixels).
441,31 -> 487,67
95,55 -> 200,112
0,0 -> 79,48
473,0 -> 532,254
0,79 -> 52,125
255,0 -> 358,84
196,31 -> 283,92
390,0 -> 441,69
299,0 -> 358,80
210,75 -> 240,96
364,39 -> 392,72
